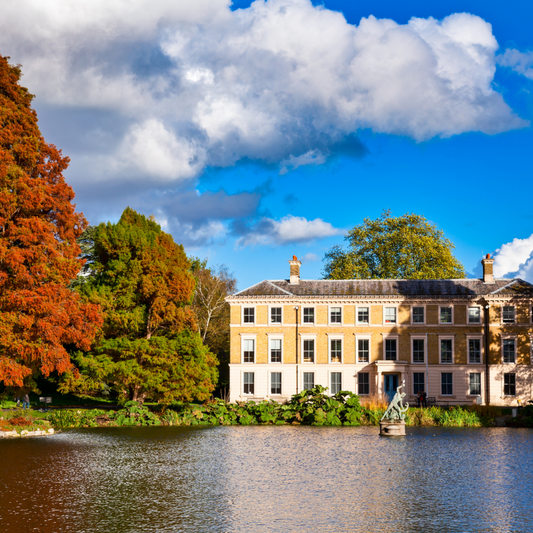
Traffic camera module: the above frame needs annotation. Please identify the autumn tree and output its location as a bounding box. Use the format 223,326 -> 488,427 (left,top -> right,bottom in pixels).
323,210 -> 465,280
0,56 -> 101,389
61,208 -> 218,404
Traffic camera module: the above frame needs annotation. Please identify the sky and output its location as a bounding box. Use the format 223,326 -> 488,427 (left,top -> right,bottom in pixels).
1,0 -> 533,290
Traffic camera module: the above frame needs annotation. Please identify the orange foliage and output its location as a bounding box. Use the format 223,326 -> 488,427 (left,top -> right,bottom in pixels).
0,56 -> 102,387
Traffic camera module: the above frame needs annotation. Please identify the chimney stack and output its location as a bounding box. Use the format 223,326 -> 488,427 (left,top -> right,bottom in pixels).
481,253 -> 494,284
289,255 -> 301,285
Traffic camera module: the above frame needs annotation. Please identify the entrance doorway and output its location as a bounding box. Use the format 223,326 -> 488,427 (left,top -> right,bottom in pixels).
384,374 -> 399,402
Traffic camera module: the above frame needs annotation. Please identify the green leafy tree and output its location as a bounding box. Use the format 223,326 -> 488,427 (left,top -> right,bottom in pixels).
323,210 -> 465,280
61,208 -> 218,403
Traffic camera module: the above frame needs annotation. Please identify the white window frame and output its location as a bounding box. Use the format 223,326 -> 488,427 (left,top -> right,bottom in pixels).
301,334 -> 317,364
357,372 -> 370,396
501,336 -> 517,364
503,372 -> 516,396
269,305 -> 283,325
269,371 -> 282,396
241,305 -> 256,325
240,334 -> 257,364
302,306 -> 316,325
267,334 -> 284,364
356,305 -> 370,325
328,305 -> 343,325
439,305 -> 454,325
501,305 -> 516,325
302,371 -> 315,391
441,372 -> 453,396
356,335 -> 371,364
329,371 -> 343,395
439,336 -> 454,364
383,335 -> 399,361
411,335 -> 426,364
466,335 -> 483,365
468,372 -> 482,396
383,305 -> 398,325
328,334 -> 344,364
411,305 -> 426,325
242,371 -> 255,395
468,306 -> 481,324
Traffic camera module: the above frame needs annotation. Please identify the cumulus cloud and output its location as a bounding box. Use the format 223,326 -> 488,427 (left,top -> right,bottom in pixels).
235,215 -> 344,247
301,252 -> 319,263
493,234 -> 533,282
497,49 -> 533,79
280,150 -> 327,175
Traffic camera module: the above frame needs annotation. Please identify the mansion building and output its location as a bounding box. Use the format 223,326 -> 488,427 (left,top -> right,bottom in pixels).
227,255 -> 533,406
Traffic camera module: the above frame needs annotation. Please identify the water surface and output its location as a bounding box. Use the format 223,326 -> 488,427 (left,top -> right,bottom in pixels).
1,426 -> 532,532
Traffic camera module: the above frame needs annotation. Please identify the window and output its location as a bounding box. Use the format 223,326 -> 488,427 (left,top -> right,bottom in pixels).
358,373 -> 369,395
440,307 -> 453,324
468,339 -> 481,364
243,339 -> 255,363
412,338 -> 425,364
413,373 -> 425,394
303,372 -> 314,390
357,339 -> 369,363
303,307 -> 314,323
330,339 -> 342,363
468,307 -> 481,324
385,339 -> 397,361
271,372 -> 282,395
303,339 -> 315,363
440,339 -> 453,364
503,306 -> 515,324
331,372 -> 342,394
384,307 -> 397,324
503,339 -> 515,363
243,372 -> 254,394
243,307 -> 255,323
504,373 -> 516,396
358,307 -> 369,324
270,338 -> 282,363
469,373 -> 481,396
412,307 -> 425,324
330,307 -> 342,324
441,373 -> 453,395
270,307 -> 282,324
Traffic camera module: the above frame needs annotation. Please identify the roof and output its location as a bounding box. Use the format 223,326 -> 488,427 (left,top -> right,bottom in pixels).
232,278 -> 533,298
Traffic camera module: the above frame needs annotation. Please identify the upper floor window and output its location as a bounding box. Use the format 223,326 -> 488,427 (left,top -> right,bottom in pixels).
357,307 -> 369,324
243,339 -> 255,363
502,338 -> 515,363
468,307 -> 481,324
468,339 -> 481,364
303,339 -> 315,363
384,307 -> 397,324
357,339 -> 370,363
270,307 -> 282,324
440,307 -> 453,324
440,339 -> 453,364
303,307 -> 314,323
412,307 -> 425,324
330,339 -> 342,363
385,339 -> 397,361
270,338 -> 282,363
502,306 -> 515,324
243,307 -> 255,323
330,307 -> 342,324
412,338 -> 425,364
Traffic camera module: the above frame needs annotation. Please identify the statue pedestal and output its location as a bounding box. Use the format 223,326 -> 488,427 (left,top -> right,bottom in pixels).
379,419 -> 406,437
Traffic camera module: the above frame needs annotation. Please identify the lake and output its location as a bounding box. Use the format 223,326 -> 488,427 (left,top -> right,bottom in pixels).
1,426 -> 532,532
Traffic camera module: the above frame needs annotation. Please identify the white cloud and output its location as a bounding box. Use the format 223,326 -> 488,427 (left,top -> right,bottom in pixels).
236,215 -> 343,247
301,252 -> 319,263
493,234 -> 533,282
497,49 -> 533,80
0,0 -> 526,189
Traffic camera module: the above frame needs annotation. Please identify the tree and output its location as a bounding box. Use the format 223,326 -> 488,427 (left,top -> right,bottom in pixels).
61,208 -> 218,403
0,56 -> 101,389
323,210 -> 465,280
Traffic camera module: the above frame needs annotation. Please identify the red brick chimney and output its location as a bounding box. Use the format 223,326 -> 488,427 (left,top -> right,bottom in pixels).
289,255 -> 301,285
481,253 -> 494,284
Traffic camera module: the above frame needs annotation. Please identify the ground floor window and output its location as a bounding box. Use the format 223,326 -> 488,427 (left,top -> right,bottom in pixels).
358,372 -> 369,395
243,372 -> 254,395
271,372 -> 281,395
504,373 -> 516,396
469,373 -> 481,396
303,372 -> 314,391
413,373 -> 425,394
331,372 -> 342,394
441,373 -> 453,395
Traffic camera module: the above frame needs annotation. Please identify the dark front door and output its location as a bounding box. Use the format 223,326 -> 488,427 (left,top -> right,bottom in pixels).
384,374 -> 399,402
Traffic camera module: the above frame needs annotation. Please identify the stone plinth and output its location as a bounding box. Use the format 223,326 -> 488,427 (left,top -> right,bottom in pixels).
379,419 -> 406,437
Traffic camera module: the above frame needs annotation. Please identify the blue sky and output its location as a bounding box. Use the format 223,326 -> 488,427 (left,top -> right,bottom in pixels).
2,0 -> 533,289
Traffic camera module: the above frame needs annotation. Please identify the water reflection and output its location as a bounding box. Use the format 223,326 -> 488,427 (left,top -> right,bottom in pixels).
1,426 -> 532,532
